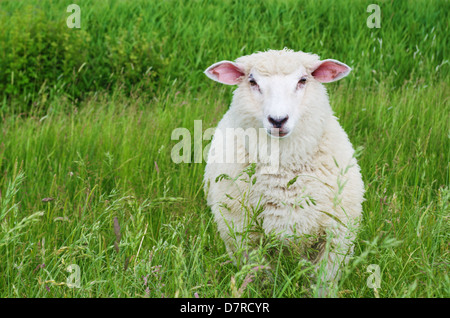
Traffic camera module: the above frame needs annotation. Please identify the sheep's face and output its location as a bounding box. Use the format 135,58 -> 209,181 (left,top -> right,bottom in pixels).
244,68 -> 309,138
205,50 -> 351,139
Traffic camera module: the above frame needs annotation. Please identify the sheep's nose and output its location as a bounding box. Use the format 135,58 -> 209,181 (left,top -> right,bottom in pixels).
268,115 -> 289,128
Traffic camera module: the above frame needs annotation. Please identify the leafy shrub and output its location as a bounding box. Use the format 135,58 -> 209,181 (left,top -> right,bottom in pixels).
0,5 -> 166,113
0,6 -> 89,98
100,16 -> 166,95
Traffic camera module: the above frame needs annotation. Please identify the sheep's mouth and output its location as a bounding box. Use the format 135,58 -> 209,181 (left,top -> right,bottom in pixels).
267,128 -> 290,138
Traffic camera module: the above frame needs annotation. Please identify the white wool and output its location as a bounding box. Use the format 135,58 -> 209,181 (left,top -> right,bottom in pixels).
236,48 -> 320,76
204,49 -> 365,289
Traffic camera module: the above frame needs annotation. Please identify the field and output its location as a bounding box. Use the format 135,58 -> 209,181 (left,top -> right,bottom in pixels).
0,0 -> 448,298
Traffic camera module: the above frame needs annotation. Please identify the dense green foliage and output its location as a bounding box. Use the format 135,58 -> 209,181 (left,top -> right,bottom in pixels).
0,0 -> 448,111
0,0 -> 448,298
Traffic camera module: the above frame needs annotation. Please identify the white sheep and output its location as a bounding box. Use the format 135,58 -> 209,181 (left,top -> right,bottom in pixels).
203,49 -> 365,294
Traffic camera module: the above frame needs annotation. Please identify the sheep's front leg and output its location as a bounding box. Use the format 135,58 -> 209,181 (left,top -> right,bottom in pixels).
313,225 -> 356,297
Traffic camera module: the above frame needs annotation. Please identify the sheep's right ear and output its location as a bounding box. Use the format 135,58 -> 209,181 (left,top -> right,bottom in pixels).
204,61 -> 245,85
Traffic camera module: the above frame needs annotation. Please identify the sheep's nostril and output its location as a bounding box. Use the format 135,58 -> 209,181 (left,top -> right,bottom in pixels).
268,115 -> 289,128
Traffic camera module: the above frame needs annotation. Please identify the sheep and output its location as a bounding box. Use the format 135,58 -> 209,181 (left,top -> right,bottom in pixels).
203,49 -> 365,295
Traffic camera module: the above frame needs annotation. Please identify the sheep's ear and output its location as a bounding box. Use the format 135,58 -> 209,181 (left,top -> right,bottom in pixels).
311,59 -> 351,83
204,61 -> 245,85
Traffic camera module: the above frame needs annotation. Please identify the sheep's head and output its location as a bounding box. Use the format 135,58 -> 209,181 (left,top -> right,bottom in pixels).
205,49 -> 351,138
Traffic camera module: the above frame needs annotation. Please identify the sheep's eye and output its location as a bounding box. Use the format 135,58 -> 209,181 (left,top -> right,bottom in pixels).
249,78 -> 258,87
298,77 -> 307,85
248,74 -> 261,92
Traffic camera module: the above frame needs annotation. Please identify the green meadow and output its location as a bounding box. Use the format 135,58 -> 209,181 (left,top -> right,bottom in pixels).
0,0 -> 448,298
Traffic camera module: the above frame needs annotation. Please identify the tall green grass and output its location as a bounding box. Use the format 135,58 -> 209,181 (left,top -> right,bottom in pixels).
0,0 -> 448,298
0,0 -> 448,111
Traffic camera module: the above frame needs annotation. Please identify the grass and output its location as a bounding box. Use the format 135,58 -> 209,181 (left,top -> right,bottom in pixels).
0,0 -> 449,298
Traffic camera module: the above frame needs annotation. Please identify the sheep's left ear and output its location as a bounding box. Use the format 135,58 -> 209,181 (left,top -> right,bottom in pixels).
311,59 -> 351,83
204,61 -> 245,85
